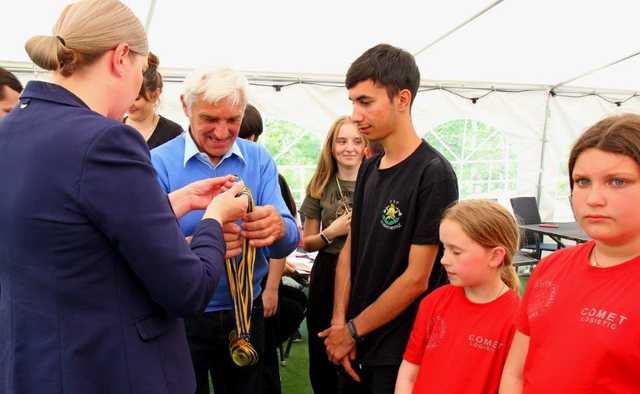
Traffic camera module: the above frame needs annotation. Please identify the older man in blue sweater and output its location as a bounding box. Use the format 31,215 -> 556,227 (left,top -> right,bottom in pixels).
151,66 -> 299,394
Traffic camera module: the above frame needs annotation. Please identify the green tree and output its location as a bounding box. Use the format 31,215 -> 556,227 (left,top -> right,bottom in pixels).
260,119 -> 323,205
424,120 -> 518,199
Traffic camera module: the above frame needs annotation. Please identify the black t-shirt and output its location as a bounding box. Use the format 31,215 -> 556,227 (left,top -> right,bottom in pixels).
348,140 -> 458,366
147,115 -> 183,149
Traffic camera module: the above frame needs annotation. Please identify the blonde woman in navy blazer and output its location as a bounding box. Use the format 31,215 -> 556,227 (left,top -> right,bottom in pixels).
0,1 -> 248,393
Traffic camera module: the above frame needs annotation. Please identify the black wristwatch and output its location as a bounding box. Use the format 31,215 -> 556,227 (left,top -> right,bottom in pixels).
347,319 -> 363,343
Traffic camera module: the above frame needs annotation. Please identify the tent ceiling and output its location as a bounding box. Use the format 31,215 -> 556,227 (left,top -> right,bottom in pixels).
4,0 -> 640,91
416,0 -> 640,88
566,55 -> 640,92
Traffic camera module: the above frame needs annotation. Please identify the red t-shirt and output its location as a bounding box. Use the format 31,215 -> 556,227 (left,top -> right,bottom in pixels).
518,241 -> 640,393
403,284 -> 519,394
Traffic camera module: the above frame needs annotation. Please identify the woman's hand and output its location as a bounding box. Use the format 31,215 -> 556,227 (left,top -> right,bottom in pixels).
169,175 -> 236,219
203,182 -> 248,225
324,212 -> 352,240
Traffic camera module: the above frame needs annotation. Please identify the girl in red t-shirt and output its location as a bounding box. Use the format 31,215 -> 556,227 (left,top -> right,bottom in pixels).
396,200 -> 521,394
501,114 -> 640,393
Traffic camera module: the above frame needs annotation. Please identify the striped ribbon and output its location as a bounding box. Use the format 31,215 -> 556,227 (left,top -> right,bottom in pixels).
225,185 -> 259,367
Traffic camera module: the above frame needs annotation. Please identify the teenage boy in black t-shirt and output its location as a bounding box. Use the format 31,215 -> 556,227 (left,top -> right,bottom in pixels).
319,44 -> 458,394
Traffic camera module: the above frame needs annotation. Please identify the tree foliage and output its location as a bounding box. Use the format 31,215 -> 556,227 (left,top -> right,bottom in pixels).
260,117 -> 519,204
260,119 -> 322,204
424,119 -> 518,199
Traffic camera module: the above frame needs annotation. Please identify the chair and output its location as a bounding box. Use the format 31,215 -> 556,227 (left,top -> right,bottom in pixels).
514,252 -> 539,276
510,197 -> 560,259
276,280 -> 308,366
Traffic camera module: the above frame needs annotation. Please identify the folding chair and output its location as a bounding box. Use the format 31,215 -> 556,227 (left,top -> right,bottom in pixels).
510,196 -> 561,259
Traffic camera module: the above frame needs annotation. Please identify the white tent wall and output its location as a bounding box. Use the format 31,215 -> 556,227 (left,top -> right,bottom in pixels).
413,88 -> 546,204
159,78 -> 549,208
8,67 -> 640,218
157,77 -> 566,218
541,95 -> 640,221
5,0 -> 640,218
160,81 -> 354,139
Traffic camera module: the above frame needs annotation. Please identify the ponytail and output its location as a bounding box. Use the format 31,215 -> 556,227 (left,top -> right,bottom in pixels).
500,254 -> 520,293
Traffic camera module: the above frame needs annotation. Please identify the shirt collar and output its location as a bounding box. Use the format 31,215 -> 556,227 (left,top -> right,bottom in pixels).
183,128 -> 245,168
21,81 -> 90,109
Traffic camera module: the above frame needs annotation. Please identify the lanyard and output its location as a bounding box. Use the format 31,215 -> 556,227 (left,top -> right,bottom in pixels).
226,185 -> 258,367
335,176 -> 351,214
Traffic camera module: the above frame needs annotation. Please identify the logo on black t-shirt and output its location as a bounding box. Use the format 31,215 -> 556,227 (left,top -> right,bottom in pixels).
381,200 -> 403,230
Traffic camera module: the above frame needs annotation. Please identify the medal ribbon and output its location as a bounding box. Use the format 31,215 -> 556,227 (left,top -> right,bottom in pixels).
225,185 -> 258,367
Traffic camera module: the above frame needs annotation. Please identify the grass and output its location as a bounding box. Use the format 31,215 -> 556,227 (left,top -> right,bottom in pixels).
280,320 -> 313,394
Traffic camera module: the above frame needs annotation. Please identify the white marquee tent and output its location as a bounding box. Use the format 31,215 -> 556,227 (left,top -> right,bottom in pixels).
4,0 -> 640,220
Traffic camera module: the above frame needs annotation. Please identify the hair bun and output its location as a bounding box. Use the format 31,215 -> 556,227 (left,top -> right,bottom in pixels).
25,34 -> 79,76
24,35 -> 61,71
147,51 -> 160,69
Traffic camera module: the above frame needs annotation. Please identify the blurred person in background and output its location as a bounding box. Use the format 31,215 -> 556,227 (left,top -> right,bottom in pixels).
238,103 -> 308,394
124,51 -> 183,149
0,67 -> 23,119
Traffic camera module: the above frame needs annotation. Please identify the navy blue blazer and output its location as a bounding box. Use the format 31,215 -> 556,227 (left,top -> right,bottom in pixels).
0,82 -> 226,394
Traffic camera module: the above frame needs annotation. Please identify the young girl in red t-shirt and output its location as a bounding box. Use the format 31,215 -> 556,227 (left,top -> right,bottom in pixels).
501,114 -> 640,394
395,200 -> 521,394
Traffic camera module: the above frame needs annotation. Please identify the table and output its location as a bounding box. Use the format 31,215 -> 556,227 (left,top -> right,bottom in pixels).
287,250 -> 316,276
514,253 -> 538,267
519,222 -> 590,245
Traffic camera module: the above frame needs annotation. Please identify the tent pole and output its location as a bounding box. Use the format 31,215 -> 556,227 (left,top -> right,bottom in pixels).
145,0 -> 157,34
552,49 -> 640,90
413,0 -> 505,58
4,60 -> 640,97
536,92 -> 552,209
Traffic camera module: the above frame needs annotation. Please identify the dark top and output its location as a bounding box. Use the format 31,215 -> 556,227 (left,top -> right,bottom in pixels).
147,115 -> 183,149
300,177 -> 355,255
123,114 -> 184,150
0,81 -> 225,394
278,173 -> 297,217
348,140 -> 458,366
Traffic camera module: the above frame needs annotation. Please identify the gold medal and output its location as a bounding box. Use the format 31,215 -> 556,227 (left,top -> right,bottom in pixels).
230,336 -> 259,367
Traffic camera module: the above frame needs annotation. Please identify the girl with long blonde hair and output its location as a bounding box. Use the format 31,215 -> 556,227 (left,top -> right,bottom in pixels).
300,116 -> 367,394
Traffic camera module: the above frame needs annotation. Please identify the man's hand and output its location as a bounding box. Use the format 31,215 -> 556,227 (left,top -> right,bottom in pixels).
318,324 -> 356,365
223,222 -> 243,258
341,348 -> 361,383
241,205 -> 285,248
262,287 -> 278,318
